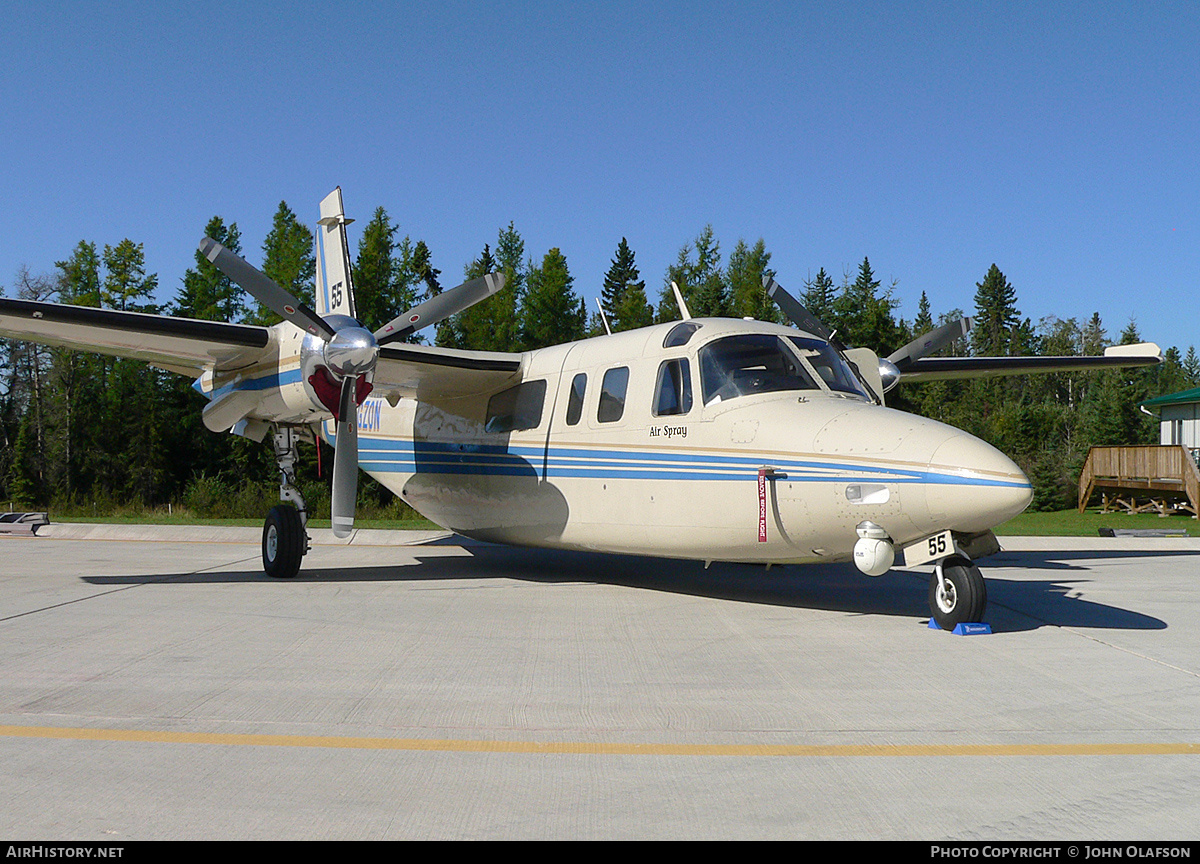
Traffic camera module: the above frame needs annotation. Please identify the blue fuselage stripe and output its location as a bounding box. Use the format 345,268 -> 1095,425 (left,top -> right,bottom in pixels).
351,438 -> 1029,489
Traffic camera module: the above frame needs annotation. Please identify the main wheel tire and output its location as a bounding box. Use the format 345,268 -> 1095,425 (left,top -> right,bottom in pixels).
263,504 -> 305,579
928,556 -> 987,630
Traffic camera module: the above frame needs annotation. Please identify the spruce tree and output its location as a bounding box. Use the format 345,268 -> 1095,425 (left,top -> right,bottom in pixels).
830,258 -> 901,353
102,240 -> 158,313
913,291 -> 934,336
801,268 -> 835,324
253,202 -> 315,325
176,217 -> 243,321
727,239 -> 778,322
523,248 -> 583,349
55,241 -> 102,308
971,264 -> 1020,356
352,207 -> 420,330
600,238 -> 650,332
411,240 -> 441,299
658,226 -> 727,320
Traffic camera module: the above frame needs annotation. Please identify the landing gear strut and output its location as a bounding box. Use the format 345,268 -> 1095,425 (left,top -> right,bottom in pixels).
263,426 -> 311,579
928,554 -> 987,630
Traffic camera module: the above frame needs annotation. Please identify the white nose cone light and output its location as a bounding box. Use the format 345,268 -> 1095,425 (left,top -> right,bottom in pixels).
853,521 -> 894,577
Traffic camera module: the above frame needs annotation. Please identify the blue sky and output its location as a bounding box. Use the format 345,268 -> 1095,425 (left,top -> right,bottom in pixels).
3,1 -> 1197,353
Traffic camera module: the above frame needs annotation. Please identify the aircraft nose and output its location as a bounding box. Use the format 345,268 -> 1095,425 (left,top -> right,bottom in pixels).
923,432 -> 1033,533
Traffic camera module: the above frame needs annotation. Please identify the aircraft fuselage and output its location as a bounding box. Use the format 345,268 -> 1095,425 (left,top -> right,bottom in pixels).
318,318 -> 1031,565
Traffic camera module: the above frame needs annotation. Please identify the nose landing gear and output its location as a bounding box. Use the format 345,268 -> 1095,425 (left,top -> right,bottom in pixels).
929,555 -> 987,630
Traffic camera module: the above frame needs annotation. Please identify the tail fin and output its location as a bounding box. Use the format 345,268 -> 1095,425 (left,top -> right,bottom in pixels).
315,187 -> 357,320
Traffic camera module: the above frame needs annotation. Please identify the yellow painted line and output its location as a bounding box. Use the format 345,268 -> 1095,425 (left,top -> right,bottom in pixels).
1,726 -> 1197,757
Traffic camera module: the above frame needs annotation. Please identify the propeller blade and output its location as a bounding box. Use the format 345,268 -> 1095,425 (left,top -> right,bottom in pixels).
374,272 -> 507,345
330,376 -> 359,539
887,317 -> 973,368
199,237 -> 336,341
762,276 -> 837,344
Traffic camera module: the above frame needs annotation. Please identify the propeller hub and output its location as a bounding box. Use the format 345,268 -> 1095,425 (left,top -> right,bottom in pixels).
324,325 -> 378,377
878,358 -> 902,393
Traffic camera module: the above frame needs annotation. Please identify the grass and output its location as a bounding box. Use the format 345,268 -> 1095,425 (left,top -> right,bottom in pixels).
997,508 -> 1200,536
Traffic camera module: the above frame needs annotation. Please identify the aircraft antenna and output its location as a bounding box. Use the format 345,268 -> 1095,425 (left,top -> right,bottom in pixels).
595,298 -> 612,336
671,281 -> 692,321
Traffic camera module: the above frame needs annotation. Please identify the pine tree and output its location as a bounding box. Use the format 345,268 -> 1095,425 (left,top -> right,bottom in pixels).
176,217 -> 244,321
411,240 -> 441,298
523,248 -> 583,349
971,264 -> 1020,356
829,258 -> 901,353
600,238 -> 650,332
658,226 -> 726,320
1082,312 -> 1106,355
1184,346 -> 1200,386
55,241 -> 102,307
351,207 -> 418,330
439,242 -> 512,350
253,202 -> 315,326
102,240 -> 158,313
801,268 -> 835,324
727,239 -> 779,322
913,291 -> 934,337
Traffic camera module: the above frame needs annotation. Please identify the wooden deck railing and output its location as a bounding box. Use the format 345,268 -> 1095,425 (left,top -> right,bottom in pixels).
1078,444 -> 1200,516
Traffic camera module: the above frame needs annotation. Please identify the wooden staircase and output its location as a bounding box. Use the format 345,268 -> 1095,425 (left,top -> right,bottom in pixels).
1078,445 -> 1200,516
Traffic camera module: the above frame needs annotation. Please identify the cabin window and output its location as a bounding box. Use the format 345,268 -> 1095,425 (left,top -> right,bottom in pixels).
566,373 -> 586,426
663,321 -> 702,348
485,380 -> 547,432
597,366 -> 629,423
699,334 -> 818,405
786,336 -> 871,399
654,358 -> 692,416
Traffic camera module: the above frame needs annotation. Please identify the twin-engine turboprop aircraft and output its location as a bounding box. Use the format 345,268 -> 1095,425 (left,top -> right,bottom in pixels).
0,188 -> 1163,629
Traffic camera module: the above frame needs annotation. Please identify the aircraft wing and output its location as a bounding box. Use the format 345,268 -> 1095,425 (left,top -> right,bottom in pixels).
373,343 -> 524,402
0,297 -> 271,376
897,343 -> 1163,382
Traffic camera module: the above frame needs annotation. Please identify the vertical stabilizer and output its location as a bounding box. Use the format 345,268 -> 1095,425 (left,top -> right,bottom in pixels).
315,187 -> 357,320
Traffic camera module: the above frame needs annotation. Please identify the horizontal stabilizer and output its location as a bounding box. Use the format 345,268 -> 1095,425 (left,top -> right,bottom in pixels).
1105,342 -> 1161,358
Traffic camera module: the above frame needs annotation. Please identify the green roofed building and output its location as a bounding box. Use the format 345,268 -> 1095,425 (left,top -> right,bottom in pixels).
1141,387 -> 1200,459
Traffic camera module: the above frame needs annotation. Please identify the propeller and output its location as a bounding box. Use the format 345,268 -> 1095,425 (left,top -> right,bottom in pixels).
886,317 -> 973,369
763,275 -> 974,394
200,237 -> 506,538
375,272 -> 506,345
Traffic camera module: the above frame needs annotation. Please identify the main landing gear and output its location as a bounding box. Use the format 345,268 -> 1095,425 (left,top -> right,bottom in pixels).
928,555 -> 987,630
263,426 -> 311,579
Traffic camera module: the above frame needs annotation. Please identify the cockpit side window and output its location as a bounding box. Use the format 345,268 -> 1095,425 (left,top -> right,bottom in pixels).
653,358 -> 692,416
597,366 -> 629,423
786,337 -> 871,399
699,335 -> 818,405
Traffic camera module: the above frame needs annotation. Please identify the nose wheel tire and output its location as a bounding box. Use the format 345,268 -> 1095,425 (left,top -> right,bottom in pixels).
929,556 -> 987,630
263,504 -> 305,579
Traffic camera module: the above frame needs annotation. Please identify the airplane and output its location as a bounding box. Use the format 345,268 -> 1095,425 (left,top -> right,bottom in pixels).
0,188 -> 1164,630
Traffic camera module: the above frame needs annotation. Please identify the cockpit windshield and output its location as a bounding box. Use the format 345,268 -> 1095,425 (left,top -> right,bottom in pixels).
699,334 -> 819,404
698,333 -> 872,405
786,336 -> 871,399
